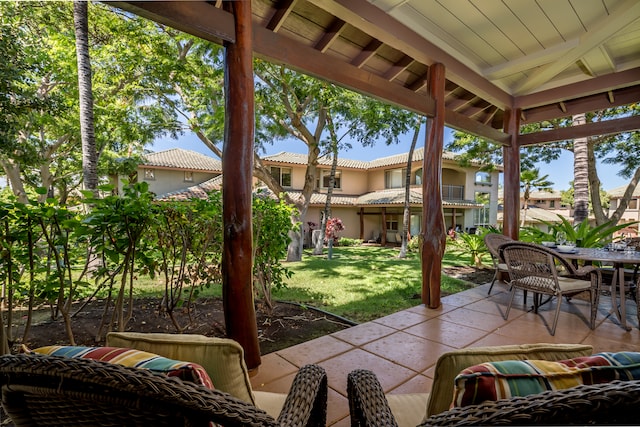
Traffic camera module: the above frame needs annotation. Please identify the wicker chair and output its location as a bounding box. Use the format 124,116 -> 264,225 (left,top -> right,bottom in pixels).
348,369 -> 640,426
0,353 -> 327,427
499,241 -> 600,336
483,233 -> 514,295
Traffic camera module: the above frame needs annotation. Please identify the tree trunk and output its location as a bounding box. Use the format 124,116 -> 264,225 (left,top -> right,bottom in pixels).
1,158 -> 28,203
521,186 -> 529,227
399,117 -> 421,258
572,114 -> 589,224
73,1 -> 98,194
313,117 -> 339,255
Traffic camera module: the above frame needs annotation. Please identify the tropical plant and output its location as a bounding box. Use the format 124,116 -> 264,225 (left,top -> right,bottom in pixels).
446,231 -> 487,267
252,192 -> 296,312
520,168 -> 554,226
538,214 -> 636,248
336,237 -> 361,247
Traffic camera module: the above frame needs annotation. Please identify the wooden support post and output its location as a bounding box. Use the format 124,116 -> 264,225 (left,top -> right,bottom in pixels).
502,108 -> 521,240
381,207 -> 387,245
421,63 -> 446,309
359,207 -> 364,240
222,0 -> 261,370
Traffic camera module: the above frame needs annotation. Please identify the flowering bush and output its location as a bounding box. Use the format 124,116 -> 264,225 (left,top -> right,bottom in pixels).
325,217 -> 345,243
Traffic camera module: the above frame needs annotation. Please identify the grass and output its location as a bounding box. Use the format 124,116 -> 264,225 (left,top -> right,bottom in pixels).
272,246 -> 477,322
127,245 -> 483,323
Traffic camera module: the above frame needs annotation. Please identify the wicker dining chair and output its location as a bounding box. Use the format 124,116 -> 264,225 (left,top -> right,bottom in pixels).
347,369 -> 640,426
499,241 -> 600,336
0,353 -> 327,427
483,233 -> 514,295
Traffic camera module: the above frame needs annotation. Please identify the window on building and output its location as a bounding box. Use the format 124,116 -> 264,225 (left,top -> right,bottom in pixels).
384,168 -> 406,189
386,215 -> 399,231
144,168 -> 155,181
550,200 -> 555,208
475,171 -> 491,184
473,191 -> 490,225
414,168 -> 422,185
270,166 -> 292,187
317,170 -> 342,189
184,171 -> 194,182
630,199 -> 638,210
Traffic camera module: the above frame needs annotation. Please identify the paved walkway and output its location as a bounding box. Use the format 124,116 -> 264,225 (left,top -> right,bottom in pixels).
250,281 -> 640,425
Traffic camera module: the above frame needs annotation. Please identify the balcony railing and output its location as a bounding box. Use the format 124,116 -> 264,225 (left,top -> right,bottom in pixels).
442,184 -> 464,200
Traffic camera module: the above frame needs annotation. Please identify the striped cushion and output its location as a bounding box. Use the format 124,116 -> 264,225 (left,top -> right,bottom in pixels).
452,352 -> 640,408
33,346 -> 214,390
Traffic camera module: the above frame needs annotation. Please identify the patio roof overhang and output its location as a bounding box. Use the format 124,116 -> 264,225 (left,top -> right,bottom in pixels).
107,0 -> 640,368
110,0 -> 640,145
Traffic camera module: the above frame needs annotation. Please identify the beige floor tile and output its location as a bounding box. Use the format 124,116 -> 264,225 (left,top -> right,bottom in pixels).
404,317 -> 488,348
406,303 -> 456,318
331,321 -> 396,346
275,334 -> 353,366
319,348 -> 415,396
252,371 -> 296,393
250,353 -> 299,389
330,416 -> 351,427
373,310 -> 431,330
362,331 -> 456,372
327,387 -> 349,426
389,373 -> 433,394
438,307 -> 511,332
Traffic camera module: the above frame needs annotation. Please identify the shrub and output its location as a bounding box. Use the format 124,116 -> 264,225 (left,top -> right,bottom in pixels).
337,237 -> 362,246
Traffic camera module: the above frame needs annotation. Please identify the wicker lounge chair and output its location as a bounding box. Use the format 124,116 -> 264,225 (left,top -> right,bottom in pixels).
483,233 -> 514,295
0,353 -> 327,427
348,368 -> 640,426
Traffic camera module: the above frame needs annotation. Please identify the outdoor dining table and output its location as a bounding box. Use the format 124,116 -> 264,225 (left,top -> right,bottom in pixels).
557,247 -> 640,331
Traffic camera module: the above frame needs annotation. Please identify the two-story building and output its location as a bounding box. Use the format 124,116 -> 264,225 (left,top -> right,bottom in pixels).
607,185 -> 640,236
132,148 -> 223,200
260,148 -> 500,245
138,147 -> 501,245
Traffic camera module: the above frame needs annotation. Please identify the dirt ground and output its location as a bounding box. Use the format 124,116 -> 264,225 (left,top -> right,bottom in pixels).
16,266 -> 494,355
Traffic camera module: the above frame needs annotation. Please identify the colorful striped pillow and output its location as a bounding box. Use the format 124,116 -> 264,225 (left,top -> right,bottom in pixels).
32,345 -> 214,390
452,352 -> 640,408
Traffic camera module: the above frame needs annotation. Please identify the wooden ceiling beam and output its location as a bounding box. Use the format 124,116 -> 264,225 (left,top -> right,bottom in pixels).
308,0 -> 513,109
521,85 -> 640,123
267,0 -> 299,32
107,1 -> 234,44
314,18 -> 346,53
383,55 -> 414,81
351,39 -> 383,68
515,67 -> 640,111
519,115 -> 640,146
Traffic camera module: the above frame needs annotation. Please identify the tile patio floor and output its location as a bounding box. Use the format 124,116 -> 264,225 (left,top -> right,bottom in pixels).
250,280 -> 640,426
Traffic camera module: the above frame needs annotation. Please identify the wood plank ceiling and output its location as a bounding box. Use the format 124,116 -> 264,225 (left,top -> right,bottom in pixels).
112,0 -> 640,146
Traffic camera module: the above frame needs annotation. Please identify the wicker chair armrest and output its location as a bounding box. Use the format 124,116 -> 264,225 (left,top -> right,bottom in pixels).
347,369 -> 399,427
573,264 -> 597,277
277,364 -> 327,427
0,354 -> 282,427
419,380 -> 640,426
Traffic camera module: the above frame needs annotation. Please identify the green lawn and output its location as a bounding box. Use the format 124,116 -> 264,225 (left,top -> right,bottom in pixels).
272,246 -> 477,323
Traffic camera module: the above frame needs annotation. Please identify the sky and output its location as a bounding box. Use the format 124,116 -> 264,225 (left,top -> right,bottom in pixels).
152,126 -> 629,192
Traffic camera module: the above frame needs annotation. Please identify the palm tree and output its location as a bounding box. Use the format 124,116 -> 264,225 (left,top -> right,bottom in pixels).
73,1 -> 98,194
520,168 -> 554,226
573,113 -> 589,224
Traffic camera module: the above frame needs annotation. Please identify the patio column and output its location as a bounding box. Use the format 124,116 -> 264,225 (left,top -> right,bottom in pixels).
381,207 -> 387,245
502,108 -> 521,240
359,207 -> 364,240
222,1 -> 260,370
421,63 -> 446,308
